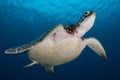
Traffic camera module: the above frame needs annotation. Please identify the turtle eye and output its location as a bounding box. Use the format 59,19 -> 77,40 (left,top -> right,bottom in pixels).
84,11 -> 94,18
84,11 -> 90,15
84,12 -> 88,15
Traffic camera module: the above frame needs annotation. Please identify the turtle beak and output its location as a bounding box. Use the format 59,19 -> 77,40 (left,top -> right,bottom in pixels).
75,11 -> 96,38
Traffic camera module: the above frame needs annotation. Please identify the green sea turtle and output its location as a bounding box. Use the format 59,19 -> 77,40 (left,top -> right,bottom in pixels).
5,11 -> 107,73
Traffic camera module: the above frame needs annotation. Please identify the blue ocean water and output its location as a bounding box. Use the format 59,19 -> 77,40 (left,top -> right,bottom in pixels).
0,0 -> 120,80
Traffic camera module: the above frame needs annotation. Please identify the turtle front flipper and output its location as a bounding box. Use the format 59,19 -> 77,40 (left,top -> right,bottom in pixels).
4,24 -> 64,54
83,38 -> 107,60
5,44 -> 33,54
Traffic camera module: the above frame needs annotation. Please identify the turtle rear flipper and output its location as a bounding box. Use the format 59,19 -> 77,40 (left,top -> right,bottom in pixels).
23,61 -> 38,68
5,44 -> 32,54
45,66 -> 54,74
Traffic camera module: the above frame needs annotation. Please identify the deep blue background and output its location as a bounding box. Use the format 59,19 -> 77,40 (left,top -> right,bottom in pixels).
0,0 -> 120,80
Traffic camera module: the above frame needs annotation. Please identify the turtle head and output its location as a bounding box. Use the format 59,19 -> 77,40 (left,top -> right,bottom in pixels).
75,11 -> 96,38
